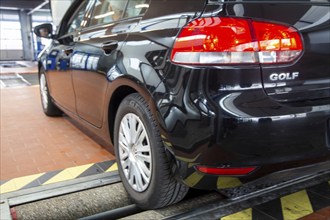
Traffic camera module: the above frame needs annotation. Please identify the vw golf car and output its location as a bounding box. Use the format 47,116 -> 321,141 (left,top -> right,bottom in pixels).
34,0 -> 330,209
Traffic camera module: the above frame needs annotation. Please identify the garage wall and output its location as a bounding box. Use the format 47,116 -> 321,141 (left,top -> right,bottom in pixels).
0,9 -> 24,60
50,0 -> 73,26
0,9 -> 53,61
0,50 -> 24,60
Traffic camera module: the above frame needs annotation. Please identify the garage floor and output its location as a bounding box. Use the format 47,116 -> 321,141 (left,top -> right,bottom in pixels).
0,62 -> 115,181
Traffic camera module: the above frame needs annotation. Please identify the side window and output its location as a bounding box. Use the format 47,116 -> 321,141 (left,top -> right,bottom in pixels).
123,0 -> 150,18
90,0 -> 128,26
89,0 -> 150,26
67,1 -> 89,33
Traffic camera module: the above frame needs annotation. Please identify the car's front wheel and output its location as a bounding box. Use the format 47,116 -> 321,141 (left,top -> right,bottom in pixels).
39,71 -> 62,116
114,93 -> 188,209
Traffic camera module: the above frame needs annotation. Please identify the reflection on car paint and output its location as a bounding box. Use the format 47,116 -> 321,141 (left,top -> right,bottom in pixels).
71,52 -> 100,71
46,50 -> 59,70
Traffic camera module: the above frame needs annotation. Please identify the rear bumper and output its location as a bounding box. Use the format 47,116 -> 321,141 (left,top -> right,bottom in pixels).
156,69 -> 330,190
209,92 -> 330,167
178,157 -> 330,191
243,160 -> 330,187
175,155 -> 329,190
175,90 -> 329,189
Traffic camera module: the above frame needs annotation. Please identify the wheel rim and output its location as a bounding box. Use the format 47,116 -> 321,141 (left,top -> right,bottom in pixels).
118,113 -> 152,192
40,74 -> 48,109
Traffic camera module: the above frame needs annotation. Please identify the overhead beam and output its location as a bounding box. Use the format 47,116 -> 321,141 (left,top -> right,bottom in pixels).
0,7 -> 20,10
27,0 -> 49,15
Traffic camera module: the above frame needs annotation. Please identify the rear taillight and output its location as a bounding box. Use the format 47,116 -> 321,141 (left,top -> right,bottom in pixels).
170,17 -> 303,65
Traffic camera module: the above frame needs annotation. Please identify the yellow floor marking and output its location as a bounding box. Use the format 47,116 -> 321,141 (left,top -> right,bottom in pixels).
66,163 -> 94,177
0,173 -> 45,194
281,190 -> 313,220
0,182 -> 17,194
221,208 -> 252,220
42,170 -> 74,185
184,172 -> 203,187
106,162 -> 118,172
217,177 -> 242,189
43,164 -> 93,185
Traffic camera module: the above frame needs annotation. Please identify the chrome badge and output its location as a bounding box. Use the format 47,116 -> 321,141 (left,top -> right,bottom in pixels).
269,72 -> 299,81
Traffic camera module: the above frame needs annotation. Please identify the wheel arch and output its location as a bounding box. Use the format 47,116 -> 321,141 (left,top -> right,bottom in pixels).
108,85 -> 137,144
107,78 -> 162,145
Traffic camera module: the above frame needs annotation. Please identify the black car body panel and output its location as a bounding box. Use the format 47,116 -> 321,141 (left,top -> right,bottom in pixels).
38,0 -> 330,191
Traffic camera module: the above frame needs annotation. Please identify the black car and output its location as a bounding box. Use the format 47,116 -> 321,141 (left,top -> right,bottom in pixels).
35,0 -> 330,209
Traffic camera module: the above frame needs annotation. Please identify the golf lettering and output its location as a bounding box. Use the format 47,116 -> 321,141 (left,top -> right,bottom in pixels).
269,72 -> 299,81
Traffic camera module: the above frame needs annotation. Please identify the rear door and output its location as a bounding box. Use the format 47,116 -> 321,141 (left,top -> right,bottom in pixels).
71,0 -> 150,127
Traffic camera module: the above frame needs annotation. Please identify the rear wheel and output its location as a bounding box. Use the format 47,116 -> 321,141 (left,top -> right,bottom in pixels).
114,93 -> 188,209
39,71 -> 62,116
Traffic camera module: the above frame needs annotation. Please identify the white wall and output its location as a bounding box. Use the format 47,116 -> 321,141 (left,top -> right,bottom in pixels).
0,9 -> 24,60
0,50 -> 24,60
50,0 -> 73,26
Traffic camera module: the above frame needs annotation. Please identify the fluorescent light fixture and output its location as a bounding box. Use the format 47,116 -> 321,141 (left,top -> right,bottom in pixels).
135,4 -> 149,9
94,11 -> 114,19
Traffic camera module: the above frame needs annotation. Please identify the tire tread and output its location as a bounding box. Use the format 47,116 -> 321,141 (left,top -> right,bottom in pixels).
133,93 -> 188,208
115,93 -> 188,209
39,71 -> 62,117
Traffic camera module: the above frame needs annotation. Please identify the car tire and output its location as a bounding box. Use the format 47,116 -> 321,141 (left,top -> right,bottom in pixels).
114,93 -> 189,209
39,70 -> 62,117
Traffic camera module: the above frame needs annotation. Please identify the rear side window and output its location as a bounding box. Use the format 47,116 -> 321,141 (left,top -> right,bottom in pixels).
123,0 -> 150,19
90,0 -> 150,26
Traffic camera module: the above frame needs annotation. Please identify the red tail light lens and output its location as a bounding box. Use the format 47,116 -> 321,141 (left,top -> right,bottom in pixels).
196,165 -> 257,175
171,17 -> 303,65
253,21 -> 303,63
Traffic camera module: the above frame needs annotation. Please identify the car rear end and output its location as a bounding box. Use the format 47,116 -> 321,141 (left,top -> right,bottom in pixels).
161,0 -> 330,189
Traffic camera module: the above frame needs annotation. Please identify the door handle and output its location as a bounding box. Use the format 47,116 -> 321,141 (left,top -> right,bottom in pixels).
64,48 -> 73,55
102,41 -> 118,55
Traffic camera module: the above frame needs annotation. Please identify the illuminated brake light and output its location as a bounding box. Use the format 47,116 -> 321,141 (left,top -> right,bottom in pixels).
196,166 -> 257,175
253,21 -> 303,63
171,17 -> 303,65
